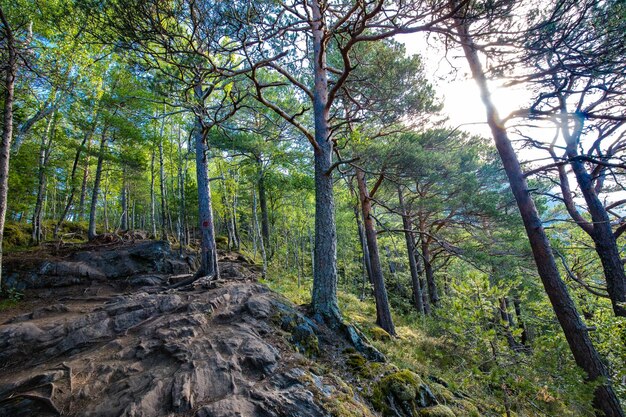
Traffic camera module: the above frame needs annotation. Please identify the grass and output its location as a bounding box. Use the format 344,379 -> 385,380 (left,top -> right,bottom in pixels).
262,269 -> 546,416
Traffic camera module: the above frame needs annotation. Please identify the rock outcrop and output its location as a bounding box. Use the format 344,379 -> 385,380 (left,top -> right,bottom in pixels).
4,241 -> 196,289
0,241 -> 479,417
0,261 -> 337,416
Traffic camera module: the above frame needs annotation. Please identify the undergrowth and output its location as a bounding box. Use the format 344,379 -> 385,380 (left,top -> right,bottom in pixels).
263,268 -> 601,417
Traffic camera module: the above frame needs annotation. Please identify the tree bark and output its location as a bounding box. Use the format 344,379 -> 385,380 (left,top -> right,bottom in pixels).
193,96 -> 218,278
31,115 -> 55,244
252,187 -> 267,278
54,112 -> 98,236
454,14 -> 624,417
150,143 -> 157,237
354,203 -> 373,284
120,166 -> 128,230
559,108 -> 626,317
0,8 -> 17,286
77,139 -> 91,221
159,130 -> 168,240
356,168 -> 396,336
88,126 -> 108,240
421,239 -> 439,308
310,0 -> 340,325
256,157 -> 271,259
399,187 -> 425,314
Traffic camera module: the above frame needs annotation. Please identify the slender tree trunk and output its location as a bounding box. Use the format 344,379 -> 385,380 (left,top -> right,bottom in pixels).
455,14 -> 623,416
257,157 -> 271,259
498,297 -> 518,350
399,188 -> 425,314
422,240 -> 439,308
0,8 -> 17,286
88,126 -> 108,240
413,248 -> 431,314
310,0 -> 340,324
55,128 -> 92,235
252,188 -> 267,278
177,130 -> 188,247
121,166 -> 128,230
219,165 -> 238,250
354,203 -> 373,284
559,108 -> 626,317
158,132 -> 169,240
77,139 -> 91,221
356,168 -> 396,336
150,143 -> 157,238
31,115 -> 55,244
513,297 -> 529,345
193,91 -> 218,277
232,181 -> 240,250
102,165 -> 109,233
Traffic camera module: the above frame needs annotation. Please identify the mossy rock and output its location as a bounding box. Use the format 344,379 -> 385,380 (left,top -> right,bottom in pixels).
369,326 -> 392,341
430,382 -> 454,404
301,371 -> 376,417
419,405 -> 456,417
215,235 -> 229,249
291,323 -> 320,356
4,223 -> 31,248
324,392 -> 377,417
450,399 -> 480,417
371,370 -> 437,416
346,353 -> 367,372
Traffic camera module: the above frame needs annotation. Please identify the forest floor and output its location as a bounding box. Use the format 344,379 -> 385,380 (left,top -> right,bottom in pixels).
0,238 -> 481,417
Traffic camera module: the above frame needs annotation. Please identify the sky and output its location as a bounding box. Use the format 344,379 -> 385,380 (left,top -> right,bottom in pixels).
398,33 -> 532,140
396,34 -> 626,207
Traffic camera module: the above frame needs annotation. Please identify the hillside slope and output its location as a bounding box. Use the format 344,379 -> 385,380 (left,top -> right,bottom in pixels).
0,240 -> 477,417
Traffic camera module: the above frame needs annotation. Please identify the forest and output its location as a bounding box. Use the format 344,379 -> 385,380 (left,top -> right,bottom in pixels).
0,0 -> 625,416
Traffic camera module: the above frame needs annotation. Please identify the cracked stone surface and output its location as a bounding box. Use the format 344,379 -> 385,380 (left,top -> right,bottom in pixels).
0,244 -> 336,417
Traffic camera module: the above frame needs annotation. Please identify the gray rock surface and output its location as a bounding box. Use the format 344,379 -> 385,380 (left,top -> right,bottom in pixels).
4,241 -> 196,289
0,247 -> 342,417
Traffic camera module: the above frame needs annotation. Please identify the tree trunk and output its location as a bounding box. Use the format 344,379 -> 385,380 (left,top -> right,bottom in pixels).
0,11 -> 17,286
513,297 -> 529,345
159,132 -> 168,240
77,139 -> 91,222
498,297 -> 518,350
356,168 -> 396,336
56,106 -> 99,235
252,188 -> 267,278
193,103 -> 218,278
454,14 -> 624,417
257,157 -> 271,259
31,115 -> 55,244
421,239 -> 439,308
150,143 -> 157,237
559,108 -> 626,317
121,166 -> 128,230
354,203 -> 373,284
399,187 -> 425,314
88,126 -> 108,240
310,0 -> 340,325
177,128 -> 188,247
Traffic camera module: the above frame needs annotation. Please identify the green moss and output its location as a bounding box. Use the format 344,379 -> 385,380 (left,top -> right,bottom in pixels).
419,405 -> 456,417
0,299 -> 19,311
369,327 -> 392,341
430,382 -> 454,404
215,235 -> 229,249
3,222 -> 31,248
371,370 -> 425,414
299,371 -> 376,417
450,399 -> 480,417
346,353 -> 367,371
325,392 -> 376,417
